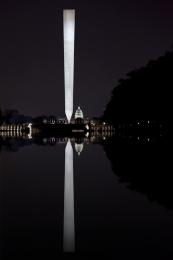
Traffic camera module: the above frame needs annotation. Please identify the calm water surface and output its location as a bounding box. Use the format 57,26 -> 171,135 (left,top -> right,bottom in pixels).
0,137 -> 172,258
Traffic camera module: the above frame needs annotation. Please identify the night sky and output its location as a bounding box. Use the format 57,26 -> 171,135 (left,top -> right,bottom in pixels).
0,0 -> 173,118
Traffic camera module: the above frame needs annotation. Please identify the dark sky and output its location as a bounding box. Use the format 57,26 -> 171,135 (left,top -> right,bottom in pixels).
0,0 -> 173,118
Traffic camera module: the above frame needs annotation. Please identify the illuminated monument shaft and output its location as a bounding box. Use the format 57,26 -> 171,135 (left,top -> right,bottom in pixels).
63,140 -> 75,252
63,10 -> 75,123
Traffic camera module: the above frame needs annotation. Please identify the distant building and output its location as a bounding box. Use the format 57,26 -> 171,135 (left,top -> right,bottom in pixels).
75,107 -> 84,119
48,116 -> 57,124
57,118 -> 67,124
74,106 -> 84,124
84,117 -> 90,124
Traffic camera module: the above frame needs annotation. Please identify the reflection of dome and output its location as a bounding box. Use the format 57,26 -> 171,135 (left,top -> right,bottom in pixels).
75,143 -> 84,156
75,106 -> 84,119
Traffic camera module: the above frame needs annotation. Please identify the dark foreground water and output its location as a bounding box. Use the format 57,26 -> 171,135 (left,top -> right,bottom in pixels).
0,134 -> 172,259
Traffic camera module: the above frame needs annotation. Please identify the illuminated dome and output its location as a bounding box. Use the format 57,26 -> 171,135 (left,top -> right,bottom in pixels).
74,106 -> 84,119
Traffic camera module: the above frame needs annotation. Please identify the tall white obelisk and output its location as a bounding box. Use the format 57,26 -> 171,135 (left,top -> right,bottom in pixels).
63,140 -> 75,252
63,10 -> 75,123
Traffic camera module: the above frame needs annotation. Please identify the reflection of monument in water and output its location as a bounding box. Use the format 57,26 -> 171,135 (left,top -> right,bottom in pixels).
62,9 -> 92,251
63,9 -> 75,253
0,9 -> 114,253
63,140 -> 75,252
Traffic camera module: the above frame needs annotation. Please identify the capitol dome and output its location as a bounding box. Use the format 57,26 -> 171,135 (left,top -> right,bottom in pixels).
74,106 -> 84,119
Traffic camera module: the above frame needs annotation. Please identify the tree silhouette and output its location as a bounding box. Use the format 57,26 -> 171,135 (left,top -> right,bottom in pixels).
103,51 -> 172,124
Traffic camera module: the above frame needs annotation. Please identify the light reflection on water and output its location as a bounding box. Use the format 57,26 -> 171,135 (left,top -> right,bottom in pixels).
63,140 -> 75,252
0,131 -> 172,258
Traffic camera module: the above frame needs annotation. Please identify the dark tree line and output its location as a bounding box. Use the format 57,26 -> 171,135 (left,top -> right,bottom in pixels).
103,51 -> 172,124
101,50 -> 172,209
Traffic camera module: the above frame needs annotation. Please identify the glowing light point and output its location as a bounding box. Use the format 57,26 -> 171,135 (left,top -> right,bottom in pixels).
63,9 -> 75,123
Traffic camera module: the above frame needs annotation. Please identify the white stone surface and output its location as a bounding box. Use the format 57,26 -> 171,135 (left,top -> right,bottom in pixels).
74,106 -> 84,119
63,10 -> 75,123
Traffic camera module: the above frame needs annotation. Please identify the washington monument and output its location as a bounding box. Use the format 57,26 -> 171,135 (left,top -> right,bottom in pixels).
63,9 -> 75,123
63,9 -> 75,253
